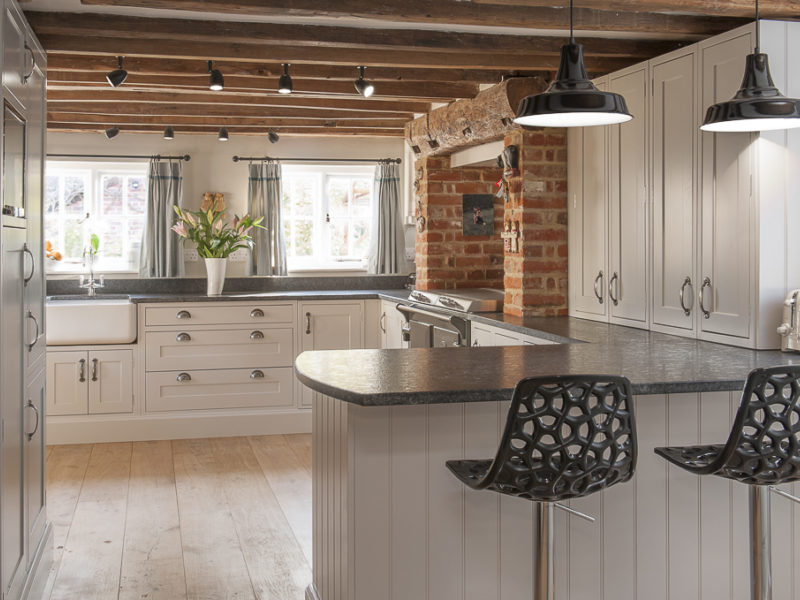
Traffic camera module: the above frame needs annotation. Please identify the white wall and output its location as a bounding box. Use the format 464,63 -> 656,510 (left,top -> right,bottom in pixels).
46,131 -> 412,277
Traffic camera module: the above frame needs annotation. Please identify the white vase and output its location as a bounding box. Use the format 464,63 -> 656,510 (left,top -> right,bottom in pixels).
204,257 -> 227,296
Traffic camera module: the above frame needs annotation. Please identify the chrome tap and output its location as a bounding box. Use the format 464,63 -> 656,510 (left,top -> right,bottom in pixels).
79,250 -> 104,297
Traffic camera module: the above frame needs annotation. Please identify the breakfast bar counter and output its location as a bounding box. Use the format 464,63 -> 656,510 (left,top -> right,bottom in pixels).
296,323 -> 800,600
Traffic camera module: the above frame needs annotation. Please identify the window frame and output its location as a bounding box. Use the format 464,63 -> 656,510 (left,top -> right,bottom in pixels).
44,160 -> 149,274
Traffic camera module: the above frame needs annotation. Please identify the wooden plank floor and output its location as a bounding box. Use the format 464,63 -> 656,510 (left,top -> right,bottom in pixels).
44,435 -> 313,600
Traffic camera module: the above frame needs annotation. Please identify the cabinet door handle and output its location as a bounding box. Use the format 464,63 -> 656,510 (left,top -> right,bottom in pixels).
176,372 -> 191,383
380,312 -> 386,333
473,340 -> 479,346
305,312 -> 311,334
250,369 -> 265,380
78,358 -> 86,382
176,332 -> 192,342
91,358 -> 98,382
22,244 -> 34,285
26,310 -> 39,351
250,308 -> 264,318
699,276 -> 712,319
250,330 -> 264,340
176,310 -> 192,319
24,400 -> 39,441
23,43 -> 35,84
608,272 -> 619,306
593,271 -> 604,304
679,276 -> 693,316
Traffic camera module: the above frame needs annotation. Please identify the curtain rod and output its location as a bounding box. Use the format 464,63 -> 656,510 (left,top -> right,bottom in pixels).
47,153 -> 191,161
232,155 -> 401,164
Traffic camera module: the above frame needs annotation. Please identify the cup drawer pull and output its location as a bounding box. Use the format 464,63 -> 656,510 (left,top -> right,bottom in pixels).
176,332 -> 192,342
250,308 -> 264,318
176,372 -> 192,383
250,369 -> 265,380
176,310 -> 192,319
250,330 -> 264,340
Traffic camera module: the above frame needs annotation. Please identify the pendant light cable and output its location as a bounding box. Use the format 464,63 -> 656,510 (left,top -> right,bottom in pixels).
754,0 -> 760,52
569,0 -> 574,44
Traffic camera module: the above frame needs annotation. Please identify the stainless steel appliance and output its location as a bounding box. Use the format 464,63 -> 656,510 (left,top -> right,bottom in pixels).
397,288 -> 504,348
777,290 -> 800,352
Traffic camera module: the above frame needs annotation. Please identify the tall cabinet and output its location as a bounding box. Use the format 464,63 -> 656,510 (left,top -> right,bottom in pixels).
0,1 -> 50,598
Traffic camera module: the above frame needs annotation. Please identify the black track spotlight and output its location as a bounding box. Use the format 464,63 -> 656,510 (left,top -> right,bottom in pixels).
354,66 -> 374,98
104,126 -> 120,139
218,127 -> 229,142
208,60 -> 224,91
268,130 -> 280,144
278,63 -> 293,95
106,56 -> 128,88
163,126 -> 175,140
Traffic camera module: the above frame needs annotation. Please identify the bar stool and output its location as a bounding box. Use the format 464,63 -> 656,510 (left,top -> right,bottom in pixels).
655,365 -> 800,600
446,375 -> 637,600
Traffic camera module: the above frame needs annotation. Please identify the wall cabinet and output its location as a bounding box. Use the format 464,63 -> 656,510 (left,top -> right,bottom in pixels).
379,300 -> 407,349
46,349 -> 134,416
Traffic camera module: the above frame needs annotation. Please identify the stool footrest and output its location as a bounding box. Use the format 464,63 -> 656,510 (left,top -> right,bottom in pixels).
769,485 -> 800,505
554,502 -> 596,523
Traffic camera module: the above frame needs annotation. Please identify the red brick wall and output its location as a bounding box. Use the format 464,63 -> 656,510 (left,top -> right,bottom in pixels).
414,155 -> 505,291
502,129 -> 568,317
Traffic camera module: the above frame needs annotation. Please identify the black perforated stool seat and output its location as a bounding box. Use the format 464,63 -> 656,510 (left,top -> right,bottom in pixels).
653,365 -> 800,600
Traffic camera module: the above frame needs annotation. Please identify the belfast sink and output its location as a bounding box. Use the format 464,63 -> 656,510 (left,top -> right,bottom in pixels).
46,296 -> 137,345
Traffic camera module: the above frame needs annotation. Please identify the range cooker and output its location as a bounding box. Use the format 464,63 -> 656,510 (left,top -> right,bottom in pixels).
396,288 -> 504,348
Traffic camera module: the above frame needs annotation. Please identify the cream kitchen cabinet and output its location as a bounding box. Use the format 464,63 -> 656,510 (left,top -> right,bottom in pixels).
46,348 -> 134,415
470,322 -> 558,347
298,301 -> 364,407
379,300 -> 407,349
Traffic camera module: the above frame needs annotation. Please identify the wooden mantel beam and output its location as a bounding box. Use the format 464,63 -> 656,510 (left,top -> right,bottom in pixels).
405,77 -> 549,158
73,0 -> 749,35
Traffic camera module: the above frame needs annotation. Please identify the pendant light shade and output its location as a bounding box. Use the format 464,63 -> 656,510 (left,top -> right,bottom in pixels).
208,60 -> 224,91
701,0 -> 800,132
278,63 -> 293,94
106,56 -> 128,88
163,126 -> 175,140
218,127 -> 229,142
104,126 -> 120,139
514,43 -> 632,128
354,66 -> 374,98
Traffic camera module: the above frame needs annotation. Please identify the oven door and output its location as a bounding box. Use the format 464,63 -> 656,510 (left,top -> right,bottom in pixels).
433,326 -> 460,348
409,320 -> 434,348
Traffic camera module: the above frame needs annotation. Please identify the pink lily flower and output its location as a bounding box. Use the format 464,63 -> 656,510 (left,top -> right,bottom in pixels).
171,222 -> 188,237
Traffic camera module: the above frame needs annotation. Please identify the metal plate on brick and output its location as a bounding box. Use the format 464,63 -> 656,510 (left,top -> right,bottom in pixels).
145,328 -> 293,371
145,366 -> 294,412
144,303 -> 295,327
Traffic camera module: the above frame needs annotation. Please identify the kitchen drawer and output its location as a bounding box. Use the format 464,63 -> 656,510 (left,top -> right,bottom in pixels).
145,367 -> 294,412
144,303 -> 295,327
145,327 -> 293,371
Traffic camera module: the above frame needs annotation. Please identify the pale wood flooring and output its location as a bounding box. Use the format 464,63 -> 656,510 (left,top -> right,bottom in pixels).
43,435 -> 313,600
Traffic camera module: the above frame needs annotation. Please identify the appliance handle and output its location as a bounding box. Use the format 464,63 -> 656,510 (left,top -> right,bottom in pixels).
397,303 -> 458,324
791,290 -> 800,329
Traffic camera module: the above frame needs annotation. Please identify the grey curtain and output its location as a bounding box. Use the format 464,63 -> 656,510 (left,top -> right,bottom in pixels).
139,159 -> 184,278
368,162 -> 405,274
246,161 -> 287,276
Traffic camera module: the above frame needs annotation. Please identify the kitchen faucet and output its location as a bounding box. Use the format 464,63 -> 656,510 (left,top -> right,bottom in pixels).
79,249 -> 104,296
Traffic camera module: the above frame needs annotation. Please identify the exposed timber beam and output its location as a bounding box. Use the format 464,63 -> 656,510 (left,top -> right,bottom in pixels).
47,123 -> 404,136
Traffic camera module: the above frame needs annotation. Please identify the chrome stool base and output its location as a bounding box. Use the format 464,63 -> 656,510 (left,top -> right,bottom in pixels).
749,486 -> 771,600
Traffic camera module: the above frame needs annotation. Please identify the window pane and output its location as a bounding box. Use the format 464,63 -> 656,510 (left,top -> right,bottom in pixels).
102,175 -> 123,215
64,176 -> 85,214
128,219 -> 144,259
283,220 -> 293,255
45,175 -> 59,214
289,178 -> 315,217
352,179 -> 371,208
327,178 -> 349,217
44,218 -> 59,251
328,220 -> 349,257
295,220 -> 314,256
352,219 -> 370,258
127,176 -> 147,215
63,220 -> 84,260
100,219 -> 123,257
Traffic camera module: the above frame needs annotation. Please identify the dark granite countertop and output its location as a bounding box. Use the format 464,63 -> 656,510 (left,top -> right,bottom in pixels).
46,289 -> 413,304
295,322 -> 800,406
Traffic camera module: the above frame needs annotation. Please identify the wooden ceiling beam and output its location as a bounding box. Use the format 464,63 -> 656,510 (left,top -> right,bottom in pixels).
28,12 -> 684,56
38,34 -> 641,72
45,55 -> 514,84
47,123 -> 405,136
46,71 -> 480,101
45,101 -> 415,120
73,0 -> 750,34
47,112 -> 410,128
46,89 -> 431,113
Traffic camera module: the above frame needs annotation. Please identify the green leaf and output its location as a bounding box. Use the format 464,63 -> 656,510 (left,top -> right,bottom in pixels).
90,233 -> 100,254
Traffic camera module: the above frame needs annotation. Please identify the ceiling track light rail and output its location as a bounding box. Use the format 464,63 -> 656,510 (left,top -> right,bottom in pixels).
232,156 -> 401,164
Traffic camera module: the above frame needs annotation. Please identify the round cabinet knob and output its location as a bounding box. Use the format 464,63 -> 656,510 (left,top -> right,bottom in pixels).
176,372 -> 192,383
176,310 -> 192,320
250,330 -> 264,340
250,308 -> 265,318
778,324 -> 792,336
250,369 -> 265,380
176,332 -> 192,342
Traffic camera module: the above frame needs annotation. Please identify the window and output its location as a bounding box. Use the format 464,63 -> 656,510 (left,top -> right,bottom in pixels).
281,164 -> 374,271
45,161 -> 148,273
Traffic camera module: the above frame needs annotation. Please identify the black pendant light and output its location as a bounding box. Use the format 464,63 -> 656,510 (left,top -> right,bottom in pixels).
701,0 -> 800,132
354,66 -> 375,98
163,126 -> 175,140
106,56 -> 128,88
513,0 -> 631,128
268,130 -> 280,144
208,60 -> 224,91
218,127 -> 229,142
278,63 -> 293,94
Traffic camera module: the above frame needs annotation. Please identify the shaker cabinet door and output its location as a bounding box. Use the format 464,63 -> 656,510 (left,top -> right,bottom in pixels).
46,351 -> 89,416
88,350 -> 134,415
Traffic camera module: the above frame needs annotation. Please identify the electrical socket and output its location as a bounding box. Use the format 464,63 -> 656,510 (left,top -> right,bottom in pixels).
184,249 -> 199,262
404,248 -> 415,261
229,249 -> 248,263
